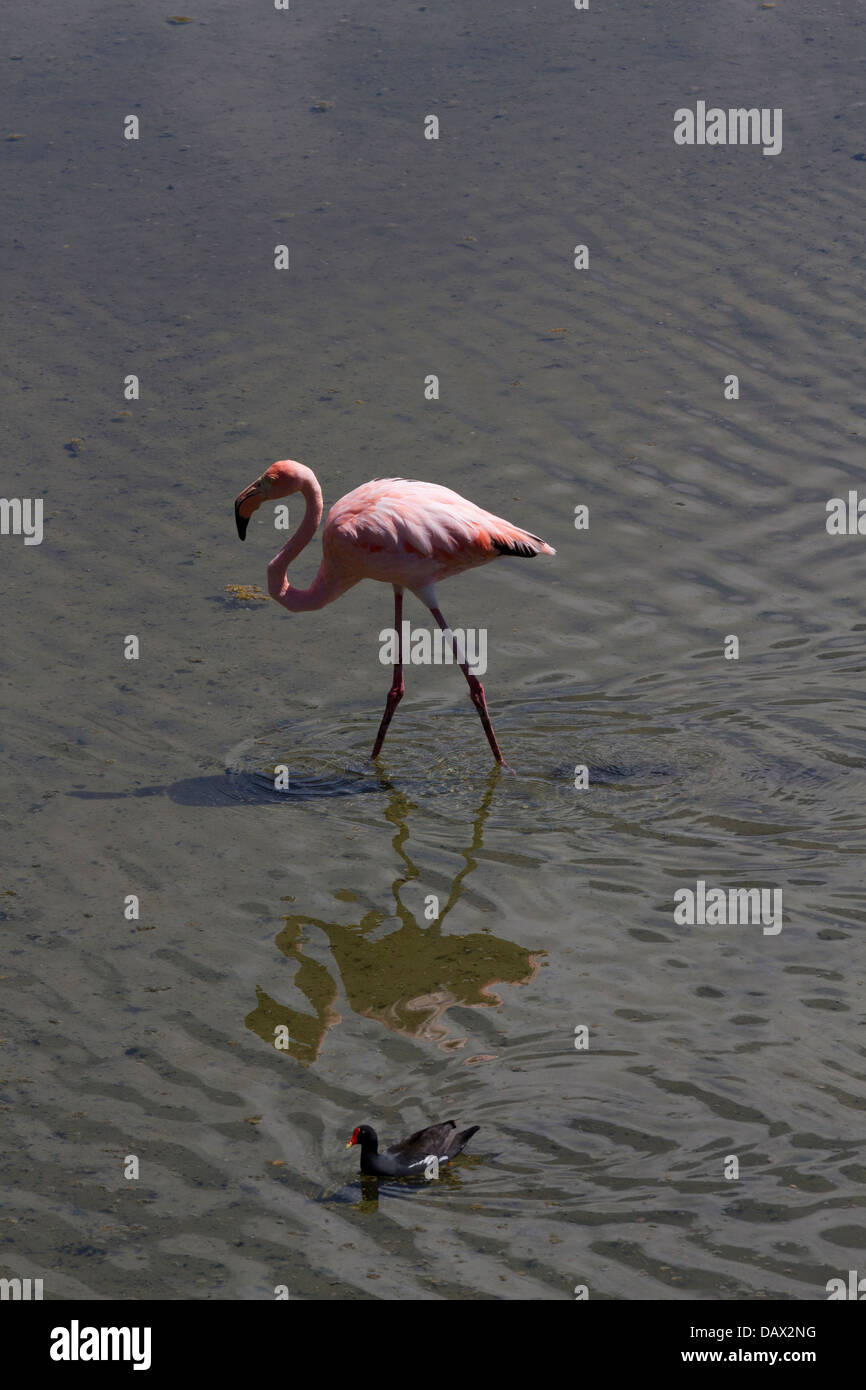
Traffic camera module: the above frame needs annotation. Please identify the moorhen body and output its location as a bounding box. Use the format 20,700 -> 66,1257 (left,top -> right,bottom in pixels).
347,1120 -> 479,1177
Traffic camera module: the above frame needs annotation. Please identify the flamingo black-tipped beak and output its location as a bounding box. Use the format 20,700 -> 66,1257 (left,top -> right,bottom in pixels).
234,481 -> 261,540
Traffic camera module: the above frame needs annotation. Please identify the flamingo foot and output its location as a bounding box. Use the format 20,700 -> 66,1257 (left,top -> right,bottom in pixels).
370,679 -> 404,759
466,675 -> 508,766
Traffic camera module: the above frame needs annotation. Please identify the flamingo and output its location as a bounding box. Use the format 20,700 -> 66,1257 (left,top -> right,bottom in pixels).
234,460 -> 555,764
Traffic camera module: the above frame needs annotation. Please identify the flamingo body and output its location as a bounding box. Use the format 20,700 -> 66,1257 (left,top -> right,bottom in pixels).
234,460 -> 555,763
323,477 -> 553,598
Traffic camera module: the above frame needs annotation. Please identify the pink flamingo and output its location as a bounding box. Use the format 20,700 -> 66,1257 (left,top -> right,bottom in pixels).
234,460 -> 555,763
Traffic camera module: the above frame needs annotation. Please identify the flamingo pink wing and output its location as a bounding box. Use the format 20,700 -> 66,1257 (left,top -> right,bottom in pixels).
325,479 -> 553,564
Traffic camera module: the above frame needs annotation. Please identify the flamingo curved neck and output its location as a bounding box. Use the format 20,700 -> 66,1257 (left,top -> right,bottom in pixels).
266,470 -> 347,612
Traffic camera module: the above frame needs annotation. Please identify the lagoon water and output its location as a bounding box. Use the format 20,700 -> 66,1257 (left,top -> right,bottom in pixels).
2,0 -> 865,1299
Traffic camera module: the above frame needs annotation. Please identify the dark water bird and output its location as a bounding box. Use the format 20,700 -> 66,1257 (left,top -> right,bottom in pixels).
346,1120 -> 480,1177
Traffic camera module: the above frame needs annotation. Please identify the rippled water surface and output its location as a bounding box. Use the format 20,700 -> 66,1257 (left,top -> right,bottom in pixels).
2,0 -> 865,1299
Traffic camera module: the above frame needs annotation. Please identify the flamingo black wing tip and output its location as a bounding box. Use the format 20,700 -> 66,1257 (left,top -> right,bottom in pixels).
492,535 -> 551,558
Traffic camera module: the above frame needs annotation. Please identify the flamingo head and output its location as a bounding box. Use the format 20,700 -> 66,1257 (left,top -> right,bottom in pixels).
234,460 -> 307,540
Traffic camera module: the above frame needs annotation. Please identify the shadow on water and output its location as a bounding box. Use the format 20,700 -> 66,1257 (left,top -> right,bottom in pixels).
66,761 -> 662,808
245,769 -> 546,1064
66,768 -> 382,806
64,698 -> 685,811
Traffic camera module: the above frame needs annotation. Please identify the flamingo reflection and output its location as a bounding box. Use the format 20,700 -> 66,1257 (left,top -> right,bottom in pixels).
245,769 -> 545,1063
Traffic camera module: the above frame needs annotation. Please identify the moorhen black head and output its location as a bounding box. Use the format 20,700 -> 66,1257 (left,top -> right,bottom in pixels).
346,1120 -> 480,1177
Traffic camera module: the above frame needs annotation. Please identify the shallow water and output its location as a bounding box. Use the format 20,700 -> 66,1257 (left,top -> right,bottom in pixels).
2,0 -> 865,1299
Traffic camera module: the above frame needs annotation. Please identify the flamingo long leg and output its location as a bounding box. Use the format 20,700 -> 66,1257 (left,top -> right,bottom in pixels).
429,605 -> 506,765
370,587 -> 405,759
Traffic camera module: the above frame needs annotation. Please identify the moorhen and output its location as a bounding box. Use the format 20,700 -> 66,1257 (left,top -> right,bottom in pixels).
346,1120 -> 480,1177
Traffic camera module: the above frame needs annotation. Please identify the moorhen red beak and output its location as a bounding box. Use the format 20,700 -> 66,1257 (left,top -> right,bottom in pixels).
346,1120 -> 480,1177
